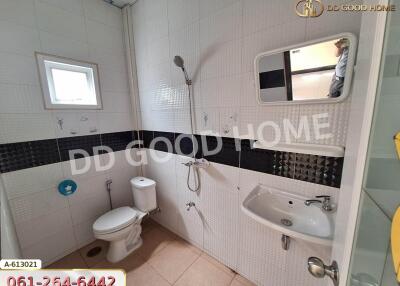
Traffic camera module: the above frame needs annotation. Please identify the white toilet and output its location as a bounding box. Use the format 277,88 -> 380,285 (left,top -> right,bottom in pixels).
93,177 -> 157,263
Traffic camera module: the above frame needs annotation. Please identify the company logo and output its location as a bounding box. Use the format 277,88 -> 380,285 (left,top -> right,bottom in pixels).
296,0 -> 324,17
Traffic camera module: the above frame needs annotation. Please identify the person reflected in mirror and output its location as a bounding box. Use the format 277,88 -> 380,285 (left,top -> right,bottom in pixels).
328,38 -> 349,98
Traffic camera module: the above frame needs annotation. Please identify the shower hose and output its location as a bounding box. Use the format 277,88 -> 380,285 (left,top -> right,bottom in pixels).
186,84 -> 201,193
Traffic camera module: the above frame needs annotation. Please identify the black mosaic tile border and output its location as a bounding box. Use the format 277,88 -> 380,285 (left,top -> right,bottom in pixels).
0,139 -> 60,173
142,130 -> 344,188
0,131 -> 137,173
0,129 -> 344,188
153,131 -> 175,153
101,131 -> 133,152
58,134 -> 101,161
294,154 -> 343,187
140,130 -> 154,149
240,139 -> 273,174
175,134 -> 202,159
201,136 -> 240,167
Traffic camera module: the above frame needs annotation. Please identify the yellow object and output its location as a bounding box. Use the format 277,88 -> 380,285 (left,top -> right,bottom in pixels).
392,207 -> 400,283
394,132 -> 400,160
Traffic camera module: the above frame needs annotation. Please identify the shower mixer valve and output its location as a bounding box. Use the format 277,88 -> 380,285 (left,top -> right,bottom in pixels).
182,158 -> 210,169
181,158 -> 210,192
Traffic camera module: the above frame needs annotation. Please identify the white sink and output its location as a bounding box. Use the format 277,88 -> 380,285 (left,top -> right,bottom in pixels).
241,185 -> 335,246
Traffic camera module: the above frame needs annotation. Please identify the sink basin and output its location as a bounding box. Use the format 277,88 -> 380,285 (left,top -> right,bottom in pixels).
241,185 -> 335,246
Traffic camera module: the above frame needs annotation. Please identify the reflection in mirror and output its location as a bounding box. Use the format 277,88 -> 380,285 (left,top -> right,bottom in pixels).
256,35 -> 356,104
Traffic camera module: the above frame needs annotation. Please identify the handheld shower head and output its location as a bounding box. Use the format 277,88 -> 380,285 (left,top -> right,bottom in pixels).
173,55 -> 191,85
174,56 -> 185,69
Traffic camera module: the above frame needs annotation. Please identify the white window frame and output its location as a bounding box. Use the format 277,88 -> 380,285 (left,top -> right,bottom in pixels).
35,52 -> 102,110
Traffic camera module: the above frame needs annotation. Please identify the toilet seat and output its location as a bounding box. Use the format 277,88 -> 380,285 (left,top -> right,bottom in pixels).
93,207 -> 139,235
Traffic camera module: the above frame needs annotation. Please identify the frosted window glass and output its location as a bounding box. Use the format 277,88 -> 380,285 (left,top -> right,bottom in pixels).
51,68 -> 96,105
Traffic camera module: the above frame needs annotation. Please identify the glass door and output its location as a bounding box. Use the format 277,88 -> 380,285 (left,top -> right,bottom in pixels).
348,1 -> 400,285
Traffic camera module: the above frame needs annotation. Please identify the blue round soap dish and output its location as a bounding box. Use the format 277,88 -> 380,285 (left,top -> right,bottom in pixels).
58,179 -> 77,196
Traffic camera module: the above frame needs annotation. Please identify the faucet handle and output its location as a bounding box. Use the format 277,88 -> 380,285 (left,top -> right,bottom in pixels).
316,196 -> 335,212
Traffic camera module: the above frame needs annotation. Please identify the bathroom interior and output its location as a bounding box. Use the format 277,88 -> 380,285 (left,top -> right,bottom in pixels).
0,0 -> 399,285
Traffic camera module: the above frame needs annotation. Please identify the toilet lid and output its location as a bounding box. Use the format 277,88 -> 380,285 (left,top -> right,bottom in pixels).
93,207 -> 139,234
130,177 -> 156,189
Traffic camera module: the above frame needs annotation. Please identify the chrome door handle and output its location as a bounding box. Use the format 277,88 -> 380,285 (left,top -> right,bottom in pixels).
308,257 -> 339,286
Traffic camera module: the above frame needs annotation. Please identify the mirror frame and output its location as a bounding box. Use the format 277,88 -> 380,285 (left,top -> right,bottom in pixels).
254,32 -> 358,105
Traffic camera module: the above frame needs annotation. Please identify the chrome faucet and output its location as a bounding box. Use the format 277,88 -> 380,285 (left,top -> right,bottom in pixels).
305,195 -> 335,212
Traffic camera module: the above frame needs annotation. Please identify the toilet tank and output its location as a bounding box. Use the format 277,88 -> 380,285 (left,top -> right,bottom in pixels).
130,177 -> 157,212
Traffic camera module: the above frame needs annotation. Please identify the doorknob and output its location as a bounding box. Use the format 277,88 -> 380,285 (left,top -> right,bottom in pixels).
307,257 -> 339,286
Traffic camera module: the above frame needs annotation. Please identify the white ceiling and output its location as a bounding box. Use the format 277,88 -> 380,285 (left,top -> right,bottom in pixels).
105,0 -> 138,8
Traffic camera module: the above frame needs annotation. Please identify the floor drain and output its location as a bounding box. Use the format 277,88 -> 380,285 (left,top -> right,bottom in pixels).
86,246 -> 102,258
281,218 -> 293,227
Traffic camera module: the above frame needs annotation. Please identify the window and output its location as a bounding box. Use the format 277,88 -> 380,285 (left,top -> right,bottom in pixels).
36,53 -> 102,109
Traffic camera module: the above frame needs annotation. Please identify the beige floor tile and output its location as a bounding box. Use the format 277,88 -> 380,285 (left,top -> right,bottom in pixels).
136,227 -> 177,260
48,251 -> 87,269
78,240 -> 108,267
93,252 -> 145,274
148,240 -> 201,284
231,275 -> 257,286
49,224 -> 253,286
174,256 -> 235,286
126,263 -> 171,286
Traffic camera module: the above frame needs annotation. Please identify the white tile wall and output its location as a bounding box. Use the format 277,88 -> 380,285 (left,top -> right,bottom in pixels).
5,151 -> 139,265
132,0 -> 360,285
53,112 -> 100,137
143,151 -> 336,286
145,150 -> 179,232
0,0 -> 139,265
0,0 -> 134,143
0,84 -> 44,114
202,163 -> 239,270
0,0 -> 362,280
83,0 -> 123,30
0,53 -> 39,86
0,176 -> 22,259
22,228 -> 77,265
40,31 -> 90,61
0,0 -> 37,28
175,155 -> 203,248
35,1 -> 87,43
0,20 -> 41,56
16,207 -> 73,248
2,163 -> 64,200
134,0 -> 361,145
9,187 -> 69,225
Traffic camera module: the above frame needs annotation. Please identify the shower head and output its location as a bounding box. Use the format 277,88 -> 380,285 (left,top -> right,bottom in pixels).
173,55 -> 192,85
174,56 -> 185,69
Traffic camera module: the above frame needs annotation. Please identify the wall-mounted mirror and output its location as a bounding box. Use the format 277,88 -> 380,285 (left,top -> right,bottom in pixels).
255,33 -> 357,104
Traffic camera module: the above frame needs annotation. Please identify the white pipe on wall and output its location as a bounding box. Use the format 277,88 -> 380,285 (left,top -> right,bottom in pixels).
122,5 -> 144,176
